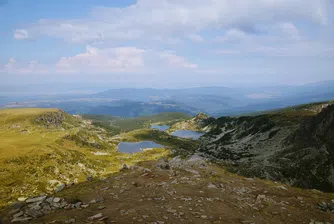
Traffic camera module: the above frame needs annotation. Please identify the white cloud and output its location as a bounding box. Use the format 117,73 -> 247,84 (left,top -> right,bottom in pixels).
55,46 -> 146,73
14,29 -> 29,40
1,47 -> 198,74
278,22 -> 301,40
14,0 -> 330,43
212,23 -> 334,57
2,58 -> 48,74
215,29 -> 248,43
188,34 -> 204,42
159,51 -> 197,69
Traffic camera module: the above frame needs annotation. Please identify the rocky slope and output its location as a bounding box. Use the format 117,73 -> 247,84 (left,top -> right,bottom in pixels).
198,101 -> 334,192
1,155 -> 333,223
167,112 -> 216,133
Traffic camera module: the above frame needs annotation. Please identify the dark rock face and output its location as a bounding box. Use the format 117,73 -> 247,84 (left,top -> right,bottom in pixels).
198,103 -> 334,192
193,112 -> 216,129
275,104 -> 334,191
288,104 -> 334,146
34,111 -> 66,127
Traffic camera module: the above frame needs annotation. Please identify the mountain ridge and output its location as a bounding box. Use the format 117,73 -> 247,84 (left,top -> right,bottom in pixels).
198,101 -> 334,192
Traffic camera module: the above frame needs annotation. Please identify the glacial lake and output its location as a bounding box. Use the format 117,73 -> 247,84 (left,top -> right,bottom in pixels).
151,124 -> 170,131
171,130 -> 205,140
117,141 -> 165,153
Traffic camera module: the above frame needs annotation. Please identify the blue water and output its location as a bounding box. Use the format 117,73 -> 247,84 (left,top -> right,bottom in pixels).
171,130 -> 205,140
151,125 -> 170,131
117,141 -> 165,153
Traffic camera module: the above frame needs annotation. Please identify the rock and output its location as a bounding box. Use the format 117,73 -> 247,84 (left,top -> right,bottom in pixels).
274,186 -> 288,191
169,154 -> 207,169
207,183 -> 217,189
171,179 -> 178,184
200,215 -> 208,219
60,201 -> 68,208
101,186 -> 110,191
169,156 -> 183,168
55,184 -> 65,193
53,197 -> 61,203
256,195 -> 266,204
121,164 -> 129,171
9,209 -> 21,215
12,211 -> 24,218
9,202 -> 25,210
26,196 -> 46,204
30,205 -> 42,211
87,175 -> 93,181
166,209 -> 177,213
157,158 -> 170,169
11,217 -> 33,223
98,205 -> 106,210
96,197 -> 104,203
47,180 -> 64,192
45,197 -> 54,203
185,168 -> 200,176
81,204 -> 89,208
65,218 -> 76,224
87,213 -> 103,221
17,197 -> 27,202
74,202 -> 82,208
187,154 -> 207,167
42,203 -> 52,213
318,201 -> 334,212
97,216 -> 109,222
26,209 -> 44,218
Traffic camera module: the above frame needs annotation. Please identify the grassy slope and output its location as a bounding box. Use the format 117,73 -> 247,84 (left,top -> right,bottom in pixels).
0,109 -> 172,207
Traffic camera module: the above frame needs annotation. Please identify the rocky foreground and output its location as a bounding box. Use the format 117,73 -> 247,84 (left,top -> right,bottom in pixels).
1,155 -> 333,224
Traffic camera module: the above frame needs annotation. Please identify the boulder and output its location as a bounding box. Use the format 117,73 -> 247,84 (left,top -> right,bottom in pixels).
25,196 -> 46,204
157,158 -> 170,169
87,213 -> 103,221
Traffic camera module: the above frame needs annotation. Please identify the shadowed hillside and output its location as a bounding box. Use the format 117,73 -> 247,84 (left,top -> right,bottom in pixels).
198,101 -> 334,192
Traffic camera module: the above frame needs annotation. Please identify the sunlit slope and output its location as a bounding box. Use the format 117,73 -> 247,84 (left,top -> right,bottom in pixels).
0,108 -> 169,207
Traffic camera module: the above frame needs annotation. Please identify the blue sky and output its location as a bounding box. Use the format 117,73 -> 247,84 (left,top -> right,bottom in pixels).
1,0 -> 334,88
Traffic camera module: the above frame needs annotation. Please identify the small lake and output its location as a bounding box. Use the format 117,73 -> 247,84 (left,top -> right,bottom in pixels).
117,141 -> 165,153
171,130 -> 205,140
151,124 -> 170,131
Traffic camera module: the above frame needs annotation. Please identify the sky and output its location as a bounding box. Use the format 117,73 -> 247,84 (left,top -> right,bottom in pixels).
1,0 -> 334,88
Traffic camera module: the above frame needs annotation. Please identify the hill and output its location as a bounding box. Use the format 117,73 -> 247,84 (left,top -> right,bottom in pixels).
0,109 -> 180,208
198,101 -> 334,192
167,112 -> 216,133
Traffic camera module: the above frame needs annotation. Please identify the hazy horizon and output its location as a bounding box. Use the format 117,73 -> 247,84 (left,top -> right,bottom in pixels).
1,80 -> 334,97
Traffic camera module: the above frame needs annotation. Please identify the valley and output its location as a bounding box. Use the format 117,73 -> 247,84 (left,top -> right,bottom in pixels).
0,101 -> 334,223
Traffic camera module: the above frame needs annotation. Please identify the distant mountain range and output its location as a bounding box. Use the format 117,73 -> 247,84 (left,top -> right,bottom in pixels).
1,80 -> 334,117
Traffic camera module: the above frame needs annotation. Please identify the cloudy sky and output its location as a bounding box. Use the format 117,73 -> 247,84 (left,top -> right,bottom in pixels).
1,0 -> 334,88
